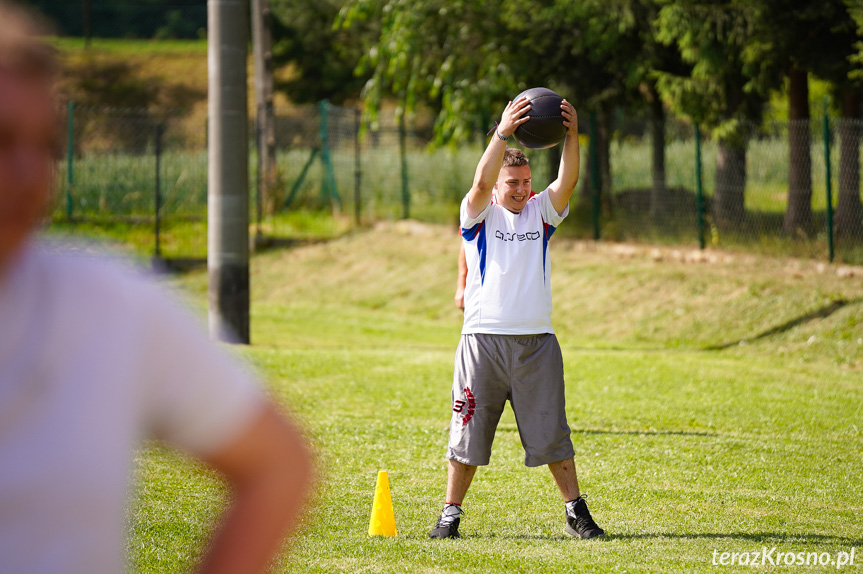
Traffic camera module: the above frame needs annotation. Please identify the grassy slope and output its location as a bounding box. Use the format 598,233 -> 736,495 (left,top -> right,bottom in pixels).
49,37 -> 299,120
51,37 -> 209,106
128,225 -> 863,573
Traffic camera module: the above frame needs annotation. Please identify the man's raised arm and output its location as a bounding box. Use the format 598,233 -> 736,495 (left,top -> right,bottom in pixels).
465,97 -> 531,218
547,99 -> 580,216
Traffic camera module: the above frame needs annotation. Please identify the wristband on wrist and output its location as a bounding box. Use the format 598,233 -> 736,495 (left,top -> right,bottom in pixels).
496,130 -> 510,141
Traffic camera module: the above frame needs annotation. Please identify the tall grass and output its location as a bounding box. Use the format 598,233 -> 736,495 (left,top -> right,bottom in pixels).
48,37 -> 208,56
50,134 -> 863,263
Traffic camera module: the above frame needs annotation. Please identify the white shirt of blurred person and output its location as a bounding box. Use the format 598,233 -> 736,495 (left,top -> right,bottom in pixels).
0,4 -> 313,574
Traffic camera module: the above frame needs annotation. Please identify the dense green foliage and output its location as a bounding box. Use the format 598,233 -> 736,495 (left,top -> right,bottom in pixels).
39,3 -> 863,242
21,0 -> 206,39
269,0 -> 369,104
25,1 -> 862,130
336,0 -> 861,140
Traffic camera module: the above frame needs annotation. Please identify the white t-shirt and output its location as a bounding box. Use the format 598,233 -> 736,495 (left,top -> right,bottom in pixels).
460,189 -> 568,335
0,242 -> 265,574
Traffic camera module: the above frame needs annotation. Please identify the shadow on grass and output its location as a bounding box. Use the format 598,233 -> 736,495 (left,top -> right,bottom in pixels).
397,532 -> 570,541
496,424 -> 717,438
572,428 -> 717,438
252,234 -> 336,252
605,532 -> 863,545
414,532 -> 863,545
705,298 -> 858,350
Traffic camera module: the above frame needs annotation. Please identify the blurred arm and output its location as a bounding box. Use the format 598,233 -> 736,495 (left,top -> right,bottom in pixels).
196,405 -> 315,574
455,242 -> 467,311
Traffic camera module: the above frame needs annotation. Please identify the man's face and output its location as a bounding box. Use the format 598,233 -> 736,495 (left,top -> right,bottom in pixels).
0,69 -> 57,269
493,164 -> 532,214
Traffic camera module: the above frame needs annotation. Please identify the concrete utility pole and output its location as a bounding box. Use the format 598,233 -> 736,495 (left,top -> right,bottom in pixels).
207,0 -> 250,344
251,0 -> 276,229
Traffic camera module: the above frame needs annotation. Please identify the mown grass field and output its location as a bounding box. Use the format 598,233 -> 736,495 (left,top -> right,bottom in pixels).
123,224 -> 863,573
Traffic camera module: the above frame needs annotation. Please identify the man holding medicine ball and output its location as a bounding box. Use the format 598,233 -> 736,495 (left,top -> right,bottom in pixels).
430,95 -> 605,540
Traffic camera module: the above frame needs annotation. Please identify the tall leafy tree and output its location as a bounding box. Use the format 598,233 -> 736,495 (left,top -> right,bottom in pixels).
524,0 -> 687,217
655,1 -> 769,228
815,0 -> 863,239
340,0 -> 522,142
340,0 -> 664,208
745,0 -> 860,235
627,0 -> 689,219
270,0 -> 369,104
20,0 -> 206,39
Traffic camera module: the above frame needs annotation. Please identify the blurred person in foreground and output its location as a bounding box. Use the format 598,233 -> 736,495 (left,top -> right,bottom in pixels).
0,3 -> 314,573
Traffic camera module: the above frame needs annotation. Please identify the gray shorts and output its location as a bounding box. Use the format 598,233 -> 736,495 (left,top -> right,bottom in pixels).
446,333 -> 575,467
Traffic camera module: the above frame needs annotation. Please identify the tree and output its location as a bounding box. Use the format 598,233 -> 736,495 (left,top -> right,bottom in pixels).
537,0 -> 688,219
632,1 -> 689,220
655,1 -> 770,228
745,0 -> 858,235
784,62 -> 813,236
340,0 -> 661,212
251,0 -> 277,218
834,86 -> 862,240
340,0 -> 522,142
20,0 -> 206,39
821,0 -> 863,239
270,0 -> 369,104
513,0 -> 637,205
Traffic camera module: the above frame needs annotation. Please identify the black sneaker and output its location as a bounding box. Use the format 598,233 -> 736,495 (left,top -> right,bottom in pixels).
429,505 -> 463,539
564,497 -> 605,539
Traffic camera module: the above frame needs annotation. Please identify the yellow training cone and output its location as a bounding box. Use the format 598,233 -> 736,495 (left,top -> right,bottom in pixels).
368,470 -> 397,536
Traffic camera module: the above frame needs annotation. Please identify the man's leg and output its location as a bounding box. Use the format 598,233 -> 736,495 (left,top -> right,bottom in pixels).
430,460 -> 477,539
548,457 -> 604,539
446,459 -> 478,505
432,334 -> 509,539
509,335 -> 605,539
548,457 -> 580,501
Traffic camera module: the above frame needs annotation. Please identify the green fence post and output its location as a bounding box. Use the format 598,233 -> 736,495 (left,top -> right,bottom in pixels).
254,107 -> 263,238
399,110 -> 409,220
283,148 -> 319,209
154,122 -> 163,258
318,100 -> 340,209
588,111 -> 600,240
66,101 -> 74,219
319,100 -> 330,205
354,107 -> 361,226
823,109 -> 834,263
695,125 -> 705,250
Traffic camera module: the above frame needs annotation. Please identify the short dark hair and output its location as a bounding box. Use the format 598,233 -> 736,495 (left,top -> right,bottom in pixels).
502,147 -> 529,168
0,1 -> 57,81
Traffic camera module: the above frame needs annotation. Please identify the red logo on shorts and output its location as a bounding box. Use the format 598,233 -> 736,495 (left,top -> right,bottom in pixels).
452,387 -> 476,426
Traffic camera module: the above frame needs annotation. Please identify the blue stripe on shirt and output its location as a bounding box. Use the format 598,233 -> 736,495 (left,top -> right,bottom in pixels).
462,220 -> 487,285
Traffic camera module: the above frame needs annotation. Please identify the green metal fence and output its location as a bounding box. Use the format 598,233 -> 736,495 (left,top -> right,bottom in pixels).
49,102 -> 863,266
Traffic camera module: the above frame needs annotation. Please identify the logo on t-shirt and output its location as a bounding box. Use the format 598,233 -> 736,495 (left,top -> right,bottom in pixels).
494,230 -> 541,242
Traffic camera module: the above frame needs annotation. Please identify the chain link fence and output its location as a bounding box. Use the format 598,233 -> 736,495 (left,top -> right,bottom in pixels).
50,104 -> 207,259
47,102 -> 863,266
564,114 -> 863,264
255,102 -> 479,238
